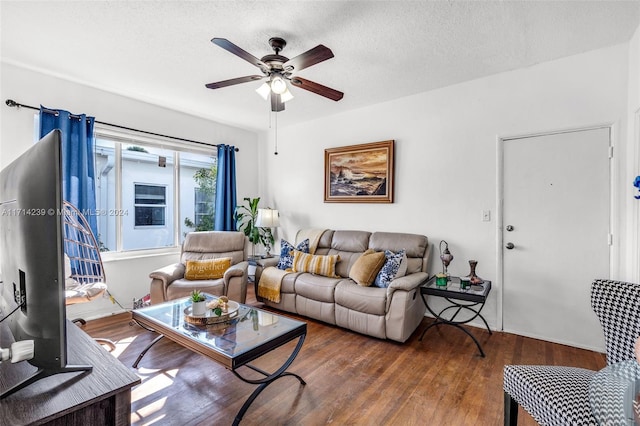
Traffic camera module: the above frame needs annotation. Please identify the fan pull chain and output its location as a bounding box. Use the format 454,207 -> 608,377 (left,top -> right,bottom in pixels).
274,111 -> 278,155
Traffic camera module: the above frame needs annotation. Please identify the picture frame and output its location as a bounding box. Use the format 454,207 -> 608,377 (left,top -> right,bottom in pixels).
324,140 -> 394,203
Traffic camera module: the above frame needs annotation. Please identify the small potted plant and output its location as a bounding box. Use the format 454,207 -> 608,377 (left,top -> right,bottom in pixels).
190,290 -> 207,316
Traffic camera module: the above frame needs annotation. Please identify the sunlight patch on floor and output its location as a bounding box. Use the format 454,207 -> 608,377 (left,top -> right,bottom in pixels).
131,397 -> 167,425
132,368 -> 179,402
107,335 -> 136,357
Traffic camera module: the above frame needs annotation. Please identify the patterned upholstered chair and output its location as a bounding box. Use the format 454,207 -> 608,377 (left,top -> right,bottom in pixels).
503,279 -> 640,425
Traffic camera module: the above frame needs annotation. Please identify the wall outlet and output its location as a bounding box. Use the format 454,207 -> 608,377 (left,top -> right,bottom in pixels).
482,210 -> 491,222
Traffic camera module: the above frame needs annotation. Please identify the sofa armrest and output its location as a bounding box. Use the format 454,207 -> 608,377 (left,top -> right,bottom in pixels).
384,271 -> 428,313
387,271 -> 429,292
149,263 -> 185,304
255,256 -> 280,283
256,256 -> 279,268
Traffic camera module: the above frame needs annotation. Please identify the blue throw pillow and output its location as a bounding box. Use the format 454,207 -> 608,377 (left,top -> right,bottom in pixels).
276,238 -> 310,270
373,249 -> 406,288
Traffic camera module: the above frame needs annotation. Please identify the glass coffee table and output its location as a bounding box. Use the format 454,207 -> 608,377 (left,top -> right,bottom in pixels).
419,275 -> 492,357
131,294 -> 306,425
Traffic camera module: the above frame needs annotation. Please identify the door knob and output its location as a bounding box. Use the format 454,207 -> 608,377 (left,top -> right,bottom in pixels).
505,242 -> 515,250
506,225 -> 514,232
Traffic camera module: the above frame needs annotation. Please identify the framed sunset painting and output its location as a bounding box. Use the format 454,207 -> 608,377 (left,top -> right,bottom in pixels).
324,140 -> 394,203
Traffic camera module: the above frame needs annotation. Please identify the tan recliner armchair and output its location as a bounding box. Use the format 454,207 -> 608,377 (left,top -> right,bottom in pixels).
149,231 -> 248,304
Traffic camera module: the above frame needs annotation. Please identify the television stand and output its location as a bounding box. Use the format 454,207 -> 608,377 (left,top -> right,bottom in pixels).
0,320 -> 140,425
0,363 -> 92,399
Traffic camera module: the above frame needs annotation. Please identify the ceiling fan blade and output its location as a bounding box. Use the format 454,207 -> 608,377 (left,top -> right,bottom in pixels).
211,38 -> 268,70
283,45 -> 334,72
271,93 -> 285,112
290,77 -> 344,101
205,75 -> 264,89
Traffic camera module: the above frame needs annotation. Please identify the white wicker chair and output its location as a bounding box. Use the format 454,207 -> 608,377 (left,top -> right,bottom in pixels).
503,279 -> 640,425
62,201 -> 115,351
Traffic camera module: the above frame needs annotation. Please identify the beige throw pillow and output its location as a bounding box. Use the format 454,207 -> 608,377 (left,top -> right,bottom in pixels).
349,249 -> 386,286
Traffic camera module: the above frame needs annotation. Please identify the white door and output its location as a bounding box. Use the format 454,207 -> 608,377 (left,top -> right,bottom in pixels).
502,127 -> 610,350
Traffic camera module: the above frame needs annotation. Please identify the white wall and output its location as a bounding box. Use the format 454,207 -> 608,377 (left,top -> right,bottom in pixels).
260,43 -> 631,333
0,62 -> 260,319
626,23 -> 640,282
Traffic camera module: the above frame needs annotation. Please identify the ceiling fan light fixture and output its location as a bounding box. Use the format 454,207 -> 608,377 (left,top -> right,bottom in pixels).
270,76 -> 287,94
280,87 -> 294,103
256,82 -> 271,100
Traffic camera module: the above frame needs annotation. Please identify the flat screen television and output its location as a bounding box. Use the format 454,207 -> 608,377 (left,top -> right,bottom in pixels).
0,130 -> 91,399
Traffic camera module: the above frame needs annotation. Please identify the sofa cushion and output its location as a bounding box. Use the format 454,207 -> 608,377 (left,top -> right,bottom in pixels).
181,231 -> 246,266
166,278 -> 225,300
295,274 -> 347,303
374,249 -> 406,288
335,280 -> 388,316
184,258 -> 231,280
349,249 -> 386,286
330,230 -> 371,252
369,232 -> 428,274
277,238 -> 310,270
292,251 -> 340,278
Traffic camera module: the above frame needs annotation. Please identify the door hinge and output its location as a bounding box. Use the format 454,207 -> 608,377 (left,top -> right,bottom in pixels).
608,233 -> 613,246
609,146 -> 614,159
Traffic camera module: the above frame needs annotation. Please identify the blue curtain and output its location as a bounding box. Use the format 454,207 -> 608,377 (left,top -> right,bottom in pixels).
39,106 -> 98,238
214,144 -> 238,231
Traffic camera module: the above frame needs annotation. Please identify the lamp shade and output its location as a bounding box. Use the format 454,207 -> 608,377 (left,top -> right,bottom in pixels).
256,82 -> 271,100
255,208 -> 280,227
280,87 -> 294,103
270,76 -> 287,94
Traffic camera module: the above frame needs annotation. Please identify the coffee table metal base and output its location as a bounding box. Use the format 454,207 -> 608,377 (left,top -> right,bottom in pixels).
133,302 -> 307,425
231,334 -> 306,426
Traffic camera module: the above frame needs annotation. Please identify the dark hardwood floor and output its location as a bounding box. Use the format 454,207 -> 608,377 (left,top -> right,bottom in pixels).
83,287 -> 606,425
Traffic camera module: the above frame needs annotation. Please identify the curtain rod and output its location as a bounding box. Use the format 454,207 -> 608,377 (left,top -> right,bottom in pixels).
5,99 -> 239,152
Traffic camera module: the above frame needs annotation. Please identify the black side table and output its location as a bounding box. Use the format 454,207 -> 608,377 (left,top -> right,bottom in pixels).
419,275 -> 492,357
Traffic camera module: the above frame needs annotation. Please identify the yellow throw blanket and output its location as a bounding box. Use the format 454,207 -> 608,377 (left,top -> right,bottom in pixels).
257,267 -> 289,303
296,228 -> 327,254
258,229 -> 327,303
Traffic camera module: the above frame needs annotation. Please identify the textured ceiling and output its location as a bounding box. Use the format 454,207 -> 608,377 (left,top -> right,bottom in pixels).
1,1 -> 639,131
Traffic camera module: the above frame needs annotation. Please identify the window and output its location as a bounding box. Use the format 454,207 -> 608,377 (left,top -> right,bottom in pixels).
194,187 -> 215,228
179,151 -> 217,237
134,184 -> 166,226
94,127 -> 217,253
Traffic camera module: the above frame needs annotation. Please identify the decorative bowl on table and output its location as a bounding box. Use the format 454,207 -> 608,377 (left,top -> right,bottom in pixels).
184,299 -> 239,326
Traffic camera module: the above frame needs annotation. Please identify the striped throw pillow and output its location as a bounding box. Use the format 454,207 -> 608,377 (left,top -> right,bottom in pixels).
291,251 -> 341,278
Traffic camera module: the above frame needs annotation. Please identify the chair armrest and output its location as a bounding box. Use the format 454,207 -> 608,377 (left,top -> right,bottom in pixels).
224,261 -> 248,280
149,263 -> 185,304
225,261 -> 249,304
149,263 -> 185,285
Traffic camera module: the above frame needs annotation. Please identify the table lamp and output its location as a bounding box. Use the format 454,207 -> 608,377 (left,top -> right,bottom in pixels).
255,208 -> 280,257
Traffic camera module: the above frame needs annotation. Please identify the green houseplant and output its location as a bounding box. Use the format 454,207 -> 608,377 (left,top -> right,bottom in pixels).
184,165 -> 217,233
190,290 -> 206,316
234,197 -> 274,258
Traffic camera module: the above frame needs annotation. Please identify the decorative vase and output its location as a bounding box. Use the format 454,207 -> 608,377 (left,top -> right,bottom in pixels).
466,260 -> 483,285
192,300 -> 206,316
